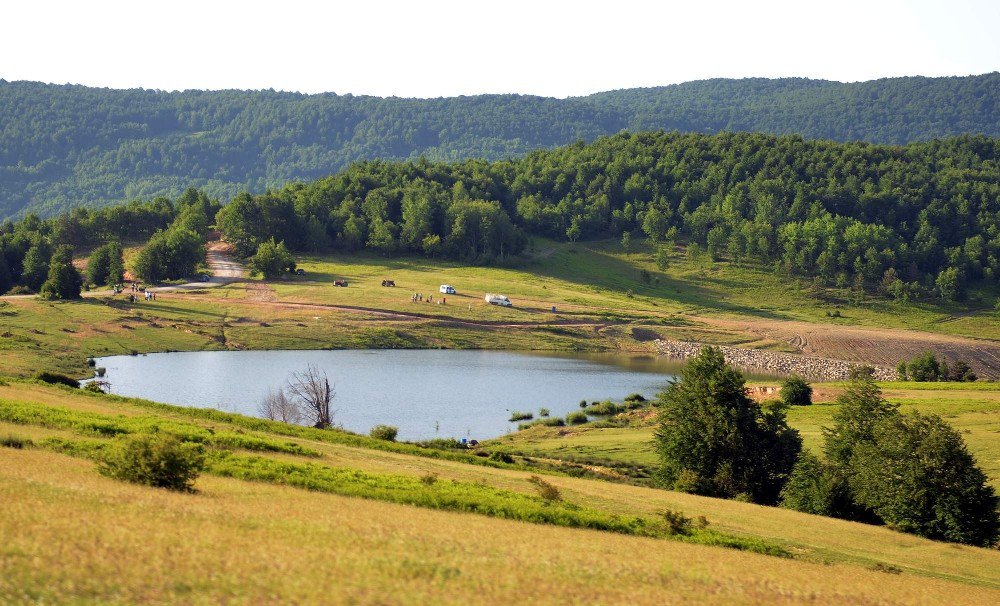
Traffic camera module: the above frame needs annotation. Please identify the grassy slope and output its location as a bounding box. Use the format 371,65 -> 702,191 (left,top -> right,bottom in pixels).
490,382 -> 1000,489
2,381 -> 1000,604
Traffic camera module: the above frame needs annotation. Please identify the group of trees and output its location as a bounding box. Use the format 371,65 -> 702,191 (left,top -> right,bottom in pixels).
0,188 -> 213,295
3,74 -> 999,217
781,372 -> 998,546
897,351 -> 978,382
656,349 -> 999,547
129,189 -> 217,282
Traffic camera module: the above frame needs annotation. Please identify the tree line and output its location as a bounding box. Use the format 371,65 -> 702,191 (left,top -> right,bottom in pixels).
5,130 -> 1000,299
2,73 -> 999,217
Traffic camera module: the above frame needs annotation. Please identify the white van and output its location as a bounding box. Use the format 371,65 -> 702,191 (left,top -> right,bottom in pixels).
439,284 -> 456,294
484,293 -> 512,307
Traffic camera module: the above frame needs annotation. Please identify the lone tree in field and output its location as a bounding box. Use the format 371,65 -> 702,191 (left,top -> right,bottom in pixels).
248,238 -> 296,279
654,346 -> 801,504
40,245 -> 83,300
286,365 -> 334,428
780,376 -> 813,406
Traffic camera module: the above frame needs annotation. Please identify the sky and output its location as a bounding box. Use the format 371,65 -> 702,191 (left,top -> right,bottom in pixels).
3,0 -> 999,98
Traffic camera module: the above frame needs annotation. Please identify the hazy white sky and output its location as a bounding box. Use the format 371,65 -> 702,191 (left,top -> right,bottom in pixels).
3,0 -> 998,98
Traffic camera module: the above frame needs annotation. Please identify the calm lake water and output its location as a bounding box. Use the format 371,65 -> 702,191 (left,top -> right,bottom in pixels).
94,350 -> 681,441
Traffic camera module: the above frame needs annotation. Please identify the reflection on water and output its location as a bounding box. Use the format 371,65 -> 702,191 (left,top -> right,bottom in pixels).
95,349 -> 678,441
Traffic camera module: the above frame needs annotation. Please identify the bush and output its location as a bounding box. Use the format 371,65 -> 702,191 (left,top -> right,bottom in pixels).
527,475 -> 562,502
369,425 -> 398,441
97,433 -> 205,491
538,408 -> 550,417
33,371 -> 80,388
415,438 -> 467,450
1,435 -> 32,449
780,376 -> 813,406
488,451 -> 515,464
660,509 -> 693,535
518,417 -> 565,430
586,400 -> 623,416
565,410 -> 589,425
624,393 -> 646,403
508,411 -> 533,422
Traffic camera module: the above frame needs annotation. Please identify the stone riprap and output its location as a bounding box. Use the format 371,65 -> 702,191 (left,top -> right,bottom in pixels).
654,339 -> 896,381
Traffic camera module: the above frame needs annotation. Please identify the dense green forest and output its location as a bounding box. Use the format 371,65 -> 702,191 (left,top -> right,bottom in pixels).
4,131 -> 998,304
2,73 -> 999,218
214,131 -> 1000,301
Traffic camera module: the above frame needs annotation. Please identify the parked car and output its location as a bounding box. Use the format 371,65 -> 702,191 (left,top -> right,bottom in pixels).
295,268 -> 305,275
484,293 -> 512,307
439,284 -> 456,294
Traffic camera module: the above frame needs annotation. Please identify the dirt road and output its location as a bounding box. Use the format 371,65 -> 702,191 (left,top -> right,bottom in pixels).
149,241 -> 245,292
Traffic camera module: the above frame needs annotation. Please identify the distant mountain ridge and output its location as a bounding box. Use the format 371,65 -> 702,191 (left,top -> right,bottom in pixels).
1,73 -> 998,218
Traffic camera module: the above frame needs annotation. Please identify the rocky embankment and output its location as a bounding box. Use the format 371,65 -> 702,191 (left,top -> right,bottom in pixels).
654,339 -> 896,381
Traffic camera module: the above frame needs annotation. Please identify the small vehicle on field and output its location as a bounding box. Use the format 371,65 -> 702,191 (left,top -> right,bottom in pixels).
484,293 -> 512,307
439,284 -> 456,294
334,280 -> 348,287
295,268 -> 305,275
381,279 -> 396,287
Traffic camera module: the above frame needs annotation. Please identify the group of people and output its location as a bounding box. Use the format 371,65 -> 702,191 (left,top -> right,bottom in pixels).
114,281 -> 158,303
411,293 -> 446,305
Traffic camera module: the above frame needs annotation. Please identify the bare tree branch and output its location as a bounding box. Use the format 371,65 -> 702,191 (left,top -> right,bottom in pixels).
286,364 -> 334,428
257,387 -> 302,424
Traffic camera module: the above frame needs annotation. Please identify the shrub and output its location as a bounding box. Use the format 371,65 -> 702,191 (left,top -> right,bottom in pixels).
527,475 -> 562,502
586,400 -> 623,416
83,381 -> 107,394
579,399 -> 588,408
780,376 -> 813,406
415,438 -> 467,450
660,509 -> 693,535
565,410 -> 589,425
1,435 -> 32,449
419,472 -> 438,486
97,433 -> 205,491
508,411 -> 533,422
624,393 -> 646,403
369,425 -> 398,441
538,408 -> 550,417
33,371 -> 80,388
488,451 -> 515,464
518,417 -> 565,430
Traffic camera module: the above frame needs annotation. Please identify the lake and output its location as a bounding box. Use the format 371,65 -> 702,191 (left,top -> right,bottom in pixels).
93,349 -> 681,441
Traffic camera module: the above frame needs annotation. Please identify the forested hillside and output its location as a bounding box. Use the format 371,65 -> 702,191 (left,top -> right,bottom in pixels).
1,73 -> 999,218
4,131 -> 1000,304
